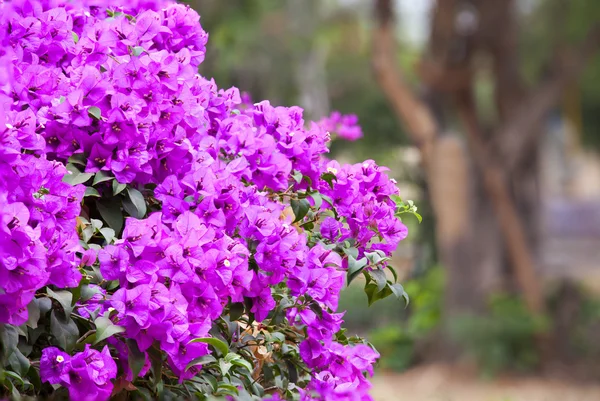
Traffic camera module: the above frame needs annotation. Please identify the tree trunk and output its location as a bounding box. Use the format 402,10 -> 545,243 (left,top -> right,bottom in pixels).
431,139 -> 500,296
372,0 -> 600,363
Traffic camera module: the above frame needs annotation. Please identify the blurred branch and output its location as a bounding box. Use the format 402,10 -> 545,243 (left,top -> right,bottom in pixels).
371,0 -> 438,168
498,24 -> 600,172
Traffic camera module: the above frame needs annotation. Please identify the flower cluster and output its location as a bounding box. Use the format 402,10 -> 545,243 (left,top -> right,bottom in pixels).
0,76 -> 84,324
40,345 -> 117,401
0,0 -> 411,400
319,160 -> 408,255
318,112 -> 363,142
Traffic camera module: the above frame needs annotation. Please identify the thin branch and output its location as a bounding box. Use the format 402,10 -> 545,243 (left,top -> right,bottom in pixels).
371,0 -> 438,169
76,329 -> 97,344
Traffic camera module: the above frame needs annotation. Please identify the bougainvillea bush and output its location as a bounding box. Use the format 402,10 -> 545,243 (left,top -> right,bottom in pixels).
0,0 -> 416,399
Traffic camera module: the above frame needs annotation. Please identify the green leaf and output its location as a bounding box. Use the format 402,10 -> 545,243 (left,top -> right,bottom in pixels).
15,325 -> 26,338
347,256 -> 368,285
301,221 -> 314,230
365,283 -> 393,306
26,301 -> 41,329
188,337 -> 229,356
112,180 -> 127,195
370,269 -> 388,292
365,251 -> 386,265
219,359 -> 233,376
134,388 -> 153,401
386,265 -> 399,283
309,192 -> 323,209
66,163 -> 81,175
70,278 -> 87,307
4,370 -> 24,387
290,199 -> 310,224
94,316 -> 126,344
226,353 -> 253,372
82,224 -> 94,243
321,193 -> 335,207
364,283 -> 378,306
50,311 -> 79,352
321,172 -> 337,189
93,171 -> 114,186
147,346 -> 163,389
389,283 -> 410,306
343,247 -> 359,260
72,32 -> 79,44
37,298 -> 52,314
27,365 -> 41,390
122,188 -> 147,219
302,174 -> 313,187
389,194 -> 403,205
80,283 -> 102,303
99,227 -> 115,244
185,354 -> 217,372
216,382 -> 239,396
203,373 -> 218,392
91,218 -> 103,230
0,324 -> 18,364
63,171 -> 94,186
291,170 -> 303,184
127,339 -> 146,379
107,280 -> 119,291
46,288 -> 74,318
8,348 -> 30,377
84,187 -> 100,197
68,153 -> 87,166
285,360 -> 298,384
97,199 -> 123,234
270,332 -> 286,343
88,106 -> 102,120
229,302 -> 244,322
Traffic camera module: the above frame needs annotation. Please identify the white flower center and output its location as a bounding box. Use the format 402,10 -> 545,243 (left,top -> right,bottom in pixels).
56,356 -> 64,363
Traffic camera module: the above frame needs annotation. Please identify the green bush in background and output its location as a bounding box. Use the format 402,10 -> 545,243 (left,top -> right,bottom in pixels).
450,295 -> 548,377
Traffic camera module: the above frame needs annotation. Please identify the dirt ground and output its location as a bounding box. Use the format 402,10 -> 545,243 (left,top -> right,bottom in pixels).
371,364 -> 600,401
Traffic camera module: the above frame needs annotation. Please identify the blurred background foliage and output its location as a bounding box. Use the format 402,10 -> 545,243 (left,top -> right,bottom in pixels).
186,0 -> 600,386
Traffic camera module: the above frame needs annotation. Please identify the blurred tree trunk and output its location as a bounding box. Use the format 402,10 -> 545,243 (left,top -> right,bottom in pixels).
371,0 -> 600,358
